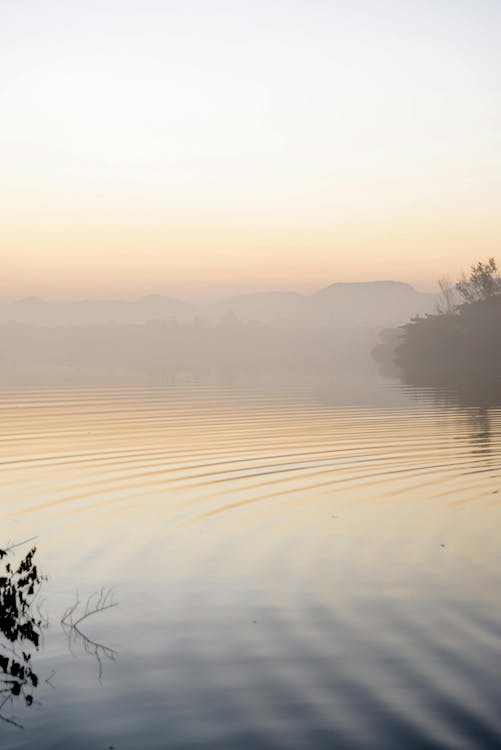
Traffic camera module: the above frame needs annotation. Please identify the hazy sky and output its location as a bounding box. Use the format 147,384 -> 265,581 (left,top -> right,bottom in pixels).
1,0 -> 500,299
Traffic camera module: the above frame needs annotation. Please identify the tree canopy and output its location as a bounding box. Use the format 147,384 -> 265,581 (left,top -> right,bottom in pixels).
374,258 -> 501,386
455,257 -> 500,304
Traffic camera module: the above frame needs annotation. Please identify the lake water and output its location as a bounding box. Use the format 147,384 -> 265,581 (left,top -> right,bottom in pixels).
1,376 -> 501,749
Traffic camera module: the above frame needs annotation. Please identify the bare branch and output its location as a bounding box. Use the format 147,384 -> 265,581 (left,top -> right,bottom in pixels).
61,590 -> 118,682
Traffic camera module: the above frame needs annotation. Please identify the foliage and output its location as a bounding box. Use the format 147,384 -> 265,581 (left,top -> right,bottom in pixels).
374,258 -> 501,385
0,545 -> 42,726
0,541 -> 118,730
455,257 -> 500,304
394,294 -> 501,384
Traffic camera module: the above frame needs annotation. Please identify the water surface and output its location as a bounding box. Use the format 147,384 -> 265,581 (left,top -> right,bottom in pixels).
1,379 -> 501,748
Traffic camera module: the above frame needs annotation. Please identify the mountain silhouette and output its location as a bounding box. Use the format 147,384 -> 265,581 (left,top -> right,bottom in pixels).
0,281 -> 435,329
309,281 -> 435,327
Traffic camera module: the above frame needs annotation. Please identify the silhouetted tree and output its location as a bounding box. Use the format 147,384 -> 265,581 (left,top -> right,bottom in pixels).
435,275 -> 457,315
456,257 -> 500,304
374,258 -> 501,385
0,544 -> 42,726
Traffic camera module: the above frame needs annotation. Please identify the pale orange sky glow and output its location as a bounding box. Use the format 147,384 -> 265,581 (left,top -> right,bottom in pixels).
1,0 -> 500,301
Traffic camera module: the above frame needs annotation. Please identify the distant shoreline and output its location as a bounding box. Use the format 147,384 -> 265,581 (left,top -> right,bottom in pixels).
372,295 -> 501,390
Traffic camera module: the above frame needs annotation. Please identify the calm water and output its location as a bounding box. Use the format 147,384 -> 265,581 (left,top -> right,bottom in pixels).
1,378 -> 501,749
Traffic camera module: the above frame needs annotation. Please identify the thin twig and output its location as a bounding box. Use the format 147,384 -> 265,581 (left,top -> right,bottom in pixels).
1,537 -> 37,555
60,589 -> 118,682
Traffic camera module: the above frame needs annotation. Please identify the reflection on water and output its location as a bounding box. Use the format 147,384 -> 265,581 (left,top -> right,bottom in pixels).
61,589 -> 118,681
400,380 -> 501,409
1,376 -> 501,748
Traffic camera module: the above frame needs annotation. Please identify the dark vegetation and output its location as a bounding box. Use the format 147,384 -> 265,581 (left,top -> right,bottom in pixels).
373,259 -> 501,386
0,542 -> 116,729
0,542 -> 42,727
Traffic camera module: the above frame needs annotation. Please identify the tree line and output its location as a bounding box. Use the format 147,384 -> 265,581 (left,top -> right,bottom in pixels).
373,258 -> 501,386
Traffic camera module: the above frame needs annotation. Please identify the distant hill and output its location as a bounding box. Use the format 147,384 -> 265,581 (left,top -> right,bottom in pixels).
209,282 -> 435,327
309,281 -> 436,327
0,281 -> 436,329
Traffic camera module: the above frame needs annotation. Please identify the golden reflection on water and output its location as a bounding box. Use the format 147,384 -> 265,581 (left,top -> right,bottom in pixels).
1,386 -> 501,566
1,384 -> 501,747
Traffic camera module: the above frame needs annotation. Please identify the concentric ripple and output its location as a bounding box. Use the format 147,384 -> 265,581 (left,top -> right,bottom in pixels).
1,383 -> 501,748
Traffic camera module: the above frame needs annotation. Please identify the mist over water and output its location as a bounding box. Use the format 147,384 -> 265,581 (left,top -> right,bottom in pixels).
1,365 -> 501,748
2,0 -> 500,743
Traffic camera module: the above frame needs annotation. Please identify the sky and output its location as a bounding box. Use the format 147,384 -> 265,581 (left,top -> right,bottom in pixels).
1,0 -> 500,300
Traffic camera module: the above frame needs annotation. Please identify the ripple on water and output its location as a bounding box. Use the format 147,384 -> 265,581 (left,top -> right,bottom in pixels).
1,384 -> 501,748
